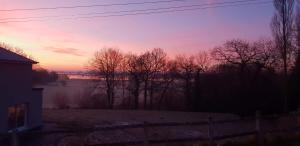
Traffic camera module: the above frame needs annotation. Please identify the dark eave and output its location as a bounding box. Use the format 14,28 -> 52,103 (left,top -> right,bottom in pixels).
0,47 -> 38,64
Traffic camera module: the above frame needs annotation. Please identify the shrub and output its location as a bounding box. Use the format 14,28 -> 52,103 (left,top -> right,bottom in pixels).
74,88 -> 108,109
52,92 -> 70,109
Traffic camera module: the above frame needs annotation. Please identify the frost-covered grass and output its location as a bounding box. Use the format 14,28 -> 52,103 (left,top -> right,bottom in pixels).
41,109 -> 238,146
43,109 -> 238,127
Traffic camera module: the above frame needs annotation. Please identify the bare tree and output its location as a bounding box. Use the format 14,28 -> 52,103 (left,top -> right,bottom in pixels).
252,39 -> 279,73
89,48 -> 123,109
139,51 -> 152,109
138,48 -> 167,109
119,56 -> 128,99
126,54 -> 144,109
158,60 -> 178,109
272,0 -> 295,74
148,48 -> 167,109
271,0 -> 295,111
211,39 -> 258,75
296,3 -> 300,51
176,55 -> 196,110
195,51 -> 211,72
192,51 -> 211,111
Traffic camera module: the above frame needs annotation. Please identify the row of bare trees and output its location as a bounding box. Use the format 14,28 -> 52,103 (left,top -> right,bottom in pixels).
87,0 -> 300,113
89,47 -> 211,110
88,38 -> 297,112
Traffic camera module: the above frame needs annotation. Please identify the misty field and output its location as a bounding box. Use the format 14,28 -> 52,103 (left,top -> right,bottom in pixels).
36,79 -> 147,109
36,79 -> 96,109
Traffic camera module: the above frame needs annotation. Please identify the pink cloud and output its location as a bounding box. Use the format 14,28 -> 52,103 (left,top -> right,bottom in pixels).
45,47 -> 83,56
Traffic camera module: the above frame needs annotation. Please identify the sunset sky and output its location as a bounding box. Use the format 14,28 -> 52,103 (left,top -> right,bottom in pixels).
0,0 -> 274,71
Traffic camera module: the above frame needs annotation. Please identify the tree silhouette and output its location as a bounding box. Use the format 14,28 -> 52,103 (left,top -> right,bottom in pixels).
192,51 -> 211,111
271,0 -> 295,111
157,60 -> 178,110
126,53 -> 144,109
89,48 -> 123,109
147,48 -> 167,109
211,39 -> 258,76
175,55 -> 196,110
296,3 -> 300,50
252,39 -> 279,73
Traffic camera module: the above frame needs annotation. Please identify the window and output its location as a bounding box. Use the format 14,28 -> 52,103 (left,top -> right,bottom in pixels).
8,104 -> 27,131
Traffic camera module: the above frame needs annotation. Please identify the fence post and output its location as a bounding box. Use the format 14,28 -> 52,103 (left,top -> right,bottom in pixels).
208,116 -> 214,146
10,130 -> 19,146
255,111 -> 263,146
143,122 -> 149,146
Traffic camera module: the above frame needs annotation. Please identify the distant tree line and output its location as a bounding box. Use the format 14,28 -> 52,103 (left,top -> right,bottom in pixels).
88,0 -> 300,115
32,67 -> 59,85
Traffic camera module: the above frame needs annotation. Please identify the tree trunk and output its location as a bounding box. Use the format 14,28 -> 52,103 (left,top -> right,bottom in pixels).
149,81 -> 154,110
282,1 -> 288,112
144,79 -> 148,109
185,78 -> 192,111
158,80 -> 172,110
134,77 -> 140,109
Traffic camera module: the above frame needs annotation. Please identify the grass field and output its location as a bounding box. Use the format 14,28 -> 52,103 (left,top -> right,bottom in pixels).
41,109 -> 239,146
